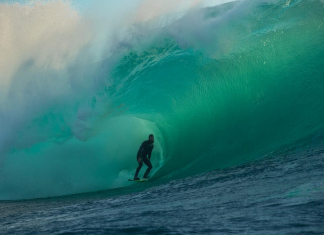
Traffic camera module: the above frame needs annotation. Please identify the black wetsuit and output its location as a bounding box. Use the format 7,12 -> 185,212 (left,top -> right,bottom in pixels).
134,140 -> 154,178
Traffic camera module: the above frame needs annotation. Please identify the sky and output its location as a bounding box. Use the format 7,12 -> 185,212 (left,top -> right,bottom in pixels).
0,0 -> 97,11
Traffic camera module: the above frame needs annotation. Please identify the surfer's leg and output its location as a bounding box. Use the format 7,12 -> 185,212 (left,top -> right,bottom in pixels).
134,161 -> 143,178
143,158 -> 152,178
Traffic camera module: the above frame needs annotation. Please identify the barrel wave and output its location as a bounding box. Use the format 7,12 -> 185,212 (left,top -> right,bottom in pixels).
0,0 -> 324,200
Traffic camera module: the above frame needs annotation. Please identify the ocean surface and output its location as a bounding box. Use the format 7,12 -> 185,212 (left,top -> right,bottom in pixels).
0,0 -> 324,234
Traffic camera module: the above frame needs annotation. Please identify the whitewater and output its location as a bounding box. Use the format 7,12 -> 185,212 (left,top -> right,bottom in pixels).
1,0 -> 324,234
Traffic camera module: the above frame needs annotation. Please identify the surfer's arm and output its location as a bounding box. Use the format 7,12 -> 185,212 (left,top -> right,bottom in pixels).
148,147 -> 153,160
137,142 -> 145,158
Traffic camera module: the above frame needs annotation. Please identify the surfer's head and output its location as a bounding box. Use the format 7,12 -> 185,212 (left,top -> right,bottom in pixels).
149,134 -> 154,143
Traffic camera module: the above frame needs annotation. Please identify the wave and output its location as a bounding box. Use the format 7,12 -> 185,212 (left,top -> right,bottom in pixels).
0,0 -> 324,200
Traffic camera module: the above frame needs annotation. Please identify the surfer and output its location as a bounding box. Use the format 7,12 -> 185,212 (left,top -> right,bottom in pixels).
134,134 -> 154,180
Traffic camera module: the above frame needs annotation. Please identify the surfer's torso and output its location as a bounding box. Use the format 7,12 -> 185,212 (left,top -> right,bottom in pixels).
137,140 -> 154,159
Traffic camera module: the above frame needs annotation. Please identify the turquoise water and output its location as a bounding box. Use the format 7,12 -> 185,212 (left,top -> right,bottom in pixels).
0,0 -> 324,202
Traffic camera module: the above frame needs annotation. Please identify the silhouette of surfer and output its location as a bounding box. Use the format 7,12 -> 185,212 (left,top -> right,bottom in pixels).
134,134 -> 154,180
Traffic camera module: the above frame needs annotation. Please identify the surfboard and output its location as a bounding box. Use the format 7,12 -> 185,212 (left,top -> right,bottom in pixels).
128,179 -> 149,182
